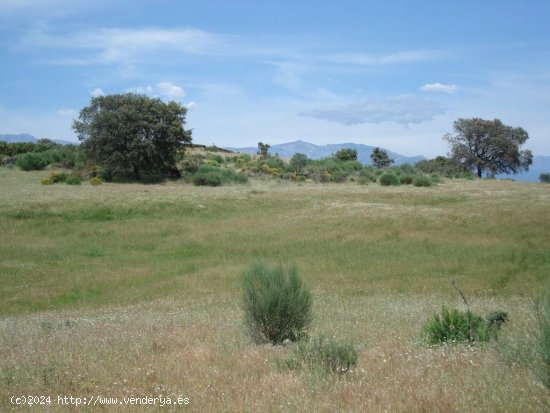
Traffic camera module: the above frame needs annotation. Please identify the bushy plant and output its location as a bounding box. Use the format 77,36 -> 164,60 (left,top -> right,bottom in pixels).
41,177 -> 54,185
379,173 -> 400,186
540,173 -> 550,183
64,176 -> 81,185
89,177 -> 103,185
280,335 -> 357,374
242,262 -> 312,344
192,164 -> 248,186
16,152 -> 48,171
210,154 -> 224,164
193,170 -> 222,186
399,174 -> 414,185
413,175 -> 433,187
49,171 -> 68,183
423,306 -> 493,344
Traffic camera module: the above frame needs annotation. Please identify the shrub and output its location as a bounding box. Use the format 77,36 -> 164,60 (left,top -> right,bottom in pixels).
90,177 -> 103,185
193,171 -> 222,186
280,335 -> 357,374
399,174 -> 414,185
181,159 -> 199,173
242,262 -> 312,344
49,171 -> 68,183
486,310 -> 508,332
192,165 -> 248,186
379,173 -> 400,186
413,175 -> 433,187
210,154 -> 224,164
64,176 -> 81,185
540,173 -> 550,183
41,178 -> 54,185
16,152 -> 48,171
423,306 -> 493,344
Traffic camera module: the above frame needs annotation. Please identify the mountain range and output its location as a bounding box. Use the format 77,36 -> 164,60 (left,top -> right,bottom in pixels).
225,140 -> 426,166
0,133 -> 75,146
2,134 -> 548,182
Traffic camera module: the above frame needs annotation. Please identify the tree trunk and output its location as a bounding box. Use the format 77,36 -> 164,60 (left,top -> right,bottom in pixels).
477,166 -> 482,178
133,166 -> 140,180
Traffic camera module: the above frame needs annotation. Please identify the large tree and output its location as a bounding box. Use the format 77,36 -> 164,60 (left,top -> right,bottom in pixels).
73,93 -> 192,179
370,147 -> 394,169
444,118 -> 532,178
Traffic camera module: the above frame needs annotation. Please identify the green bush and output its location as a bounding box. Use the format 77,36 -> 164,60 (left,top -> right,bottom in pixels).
16,152 -> 48,171
280,335 -> 357,374
540,173 -> 550,183
413,175 -> 433,187
41,177 -> 54,185
379,173 -> 400,186
242,262 -> 312,344
210,154 -> 224,164
423,306 -> 493,344
193,171 -> 222,186
399,174 -> 414,185
90,177 -> 103,185
64,176 -> 81,185
192,164 -> 248,186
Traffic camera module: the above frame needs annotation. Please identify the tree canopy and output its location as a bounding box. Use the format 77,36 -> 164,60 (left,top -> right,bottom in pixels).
370,147 -> 394,169
334,148 -> 358,161
73,93 -> 192,179
444,118 -> 532,178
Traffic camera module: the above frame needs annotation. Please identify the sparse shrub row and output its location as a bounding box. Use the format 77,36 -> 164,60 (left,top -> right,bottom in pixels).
40,171 -> 104,186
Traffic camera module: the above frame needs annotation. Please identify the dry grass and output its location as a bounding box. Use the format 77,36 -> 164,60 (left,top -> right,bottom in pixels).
1,168 -> 550,411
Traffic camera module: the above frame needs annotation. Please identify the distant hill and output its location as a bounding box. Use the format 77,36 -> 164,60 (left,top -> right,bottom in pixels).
0,134 -> 76,146
225,140 -> 425,166
0,134 -> 38,143
496,155 -> 550,182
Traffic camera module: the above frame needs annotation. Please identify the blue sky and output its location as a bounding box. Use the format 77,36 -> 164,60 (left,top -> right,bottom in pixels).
1,0 -> 549,157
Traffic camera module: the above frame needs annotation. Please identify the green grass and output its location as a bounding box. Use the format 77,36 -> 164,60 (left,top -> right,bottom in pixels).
1,168 -> 550,411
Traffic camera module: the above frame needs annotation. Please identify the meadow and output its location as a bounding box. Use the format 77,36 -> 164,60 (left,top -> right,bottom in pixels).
1,167 -> 549,412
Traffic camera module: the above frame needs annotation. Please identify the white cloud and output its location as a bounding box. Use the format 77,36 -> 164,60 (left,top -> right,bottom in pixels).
300,96 -> 445,125
184,101 -> 197,109
90,88 -> 104,97
125,82 -> 186,102
156,82 -> 185,101
420,83 -> 458,94
126,86 -> 154,96
323,50 -> 442,66
21,27 -> 223,66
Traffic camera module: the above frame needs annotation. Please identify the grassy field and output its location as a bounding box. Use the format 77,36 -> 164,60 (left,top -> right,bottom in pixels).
1,167 -> 549,412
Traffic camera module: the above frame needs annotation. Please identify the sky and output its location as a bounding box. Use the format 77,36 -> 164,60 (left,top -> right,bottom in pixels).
1,0 -> 549,157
